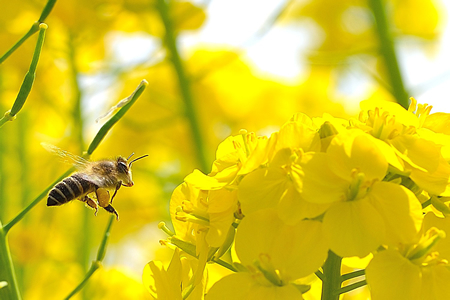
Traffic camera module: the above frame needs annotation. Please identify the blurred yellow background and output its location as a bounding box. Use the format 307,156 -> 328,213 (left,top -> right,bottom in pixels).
0,0 -> 447,299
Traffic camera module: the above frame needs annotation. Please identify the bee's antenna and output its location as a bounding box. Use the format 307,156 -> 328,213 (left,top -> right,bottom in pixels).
128,154 -> 148,167
126,153 -> 135,161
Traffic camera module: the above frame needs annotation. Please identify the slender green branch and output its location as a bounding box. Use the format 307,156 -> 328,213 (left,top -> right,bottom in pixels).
321,250 -> 342,300
64,215 -> 115,300
0,24 -> 47,128
87,80 -> 148,155
155,0 -> 209,172
337,279 -> 367,295
3,168 -> 74,233
211,257 -> 237,272
0,224 -> 21,300
368,0 -> 409,109
341,269 -> 365,282
0,0 -> 57,64
315,270 -> 324,281
37,0 -> 58,23
422,198 -> 431,209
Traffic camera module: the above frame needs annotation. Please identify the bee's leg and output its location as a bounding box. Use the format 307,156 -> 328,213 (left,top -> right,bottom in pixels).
103,204 -> 119,220
95,188 -> 119,220
81,195 -> 98,216
96,188 -> 110,209
110,182 -> 121,203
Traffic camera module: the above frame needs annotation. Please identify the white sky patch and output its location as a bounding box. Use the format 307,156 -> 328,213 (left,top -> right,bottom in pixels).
105,31 -> 160,65
243,25 -> 308,81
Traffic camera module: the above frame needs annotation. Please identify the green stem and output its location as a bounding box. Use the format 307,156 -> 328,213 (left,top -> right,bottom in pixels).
321,250 -> 342,300
211,258 -> 237,272
0,223 -> 21,300
0,0 -> 57,65
64,215 -> 115,300
155,0 -> 209,172
341,269 -> 365,282
87,80 -> 148,155
315,270 -> 324,281
337,280 -> 367,295
3,168 -> 74,233
368,0 -> 409,109
422,198 -> 431,209
0,24 -> 47,128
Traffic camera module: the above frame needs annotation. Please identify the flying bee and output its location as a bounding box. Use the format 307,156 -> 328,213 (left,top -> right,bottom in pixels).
43,143 -> 148,220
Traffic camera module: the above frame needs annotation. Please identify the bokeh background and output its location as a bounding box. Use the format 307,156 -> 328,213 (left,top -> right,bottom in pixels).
0,0 -> 448,299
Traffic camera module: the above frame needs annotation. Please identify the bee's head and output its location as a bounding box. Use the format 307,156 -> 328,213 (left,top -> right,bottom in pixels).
117,153 -> 148,187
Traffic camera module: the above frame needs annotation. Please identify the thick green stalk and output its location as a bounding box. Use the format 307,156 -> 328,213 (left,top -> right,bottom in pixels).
0,24 -> 47,127
155,0 -> 209,172
64,215 -> 115,300
0,0 -> 57,64
321,250 -> 342,300
368,0 -> 409,109
0,223 -> 21,300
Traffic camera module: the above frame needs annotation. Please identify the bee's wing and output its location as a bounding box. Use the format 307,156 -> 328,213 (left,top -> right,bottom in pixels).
41,142 -> 89,169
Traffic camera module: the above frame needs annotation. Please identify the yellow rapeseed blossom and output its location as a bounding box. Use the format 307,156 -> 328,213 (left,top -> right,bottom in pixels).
366,212 -> 450,300
148,99 -> 450,299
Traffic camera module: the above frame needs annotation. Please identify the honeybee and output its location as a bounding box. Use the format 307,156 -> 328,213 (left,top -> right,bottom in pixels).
43,143 -> 148,220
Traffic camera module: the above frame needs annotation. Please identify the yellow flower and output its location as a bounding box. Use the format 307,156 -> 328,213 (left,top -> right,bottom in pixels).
207,209 -> 328,299
235,209 -> 328,281
206,272 -> 304,300
238,148 -> 329,225
143,249 -> 205,300
170,182 -> 237,250
185,132 -> 271,190
301,129 -> 422,257
366,214 -> 450,300
356,99 -> 450,196
238,114 -> 330,224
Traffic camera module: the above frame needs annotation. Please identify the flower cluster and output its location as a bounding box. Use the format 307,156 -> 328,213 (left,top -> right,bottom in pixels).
144,98 -> 450,299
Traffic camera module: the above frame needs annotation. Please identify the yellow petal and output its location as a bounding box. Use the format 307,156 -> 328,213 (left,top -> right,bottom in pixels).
423,112 -> 450,135
422,212 -> 450,260
278,185 -> 330,225
207,189 -> 237,247
143,259 -> 183,300
238,168 -> 289,214
360,99 -> 419,128
206,272 -> 304,300
323,200 -> 385,257
300,152 -> 348,204
390,135 -> 442,173
275,116 -> 320,152
327,129 -> 388,182
410,156 -> 450,196
185,166 -> 240,190
420,265 -> 450,300
368,182 -> 422,245
236,209 -> 328,280
366,249 -> 421,300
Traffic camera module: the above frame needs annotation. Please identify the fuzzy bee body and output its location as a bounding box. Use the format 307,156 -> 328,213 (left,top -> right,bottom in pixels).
43,143 -> 147,220
48,173 -> 96,207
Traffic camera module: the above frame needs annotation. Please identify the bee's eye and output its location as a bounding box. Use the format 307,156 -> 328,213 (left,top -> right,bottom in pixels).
118,161 -> 128,173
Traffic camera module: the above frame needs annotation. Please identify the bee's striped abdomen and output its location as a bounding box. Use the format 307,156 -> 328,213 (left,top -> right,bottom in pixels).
47,174 -> 95,206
